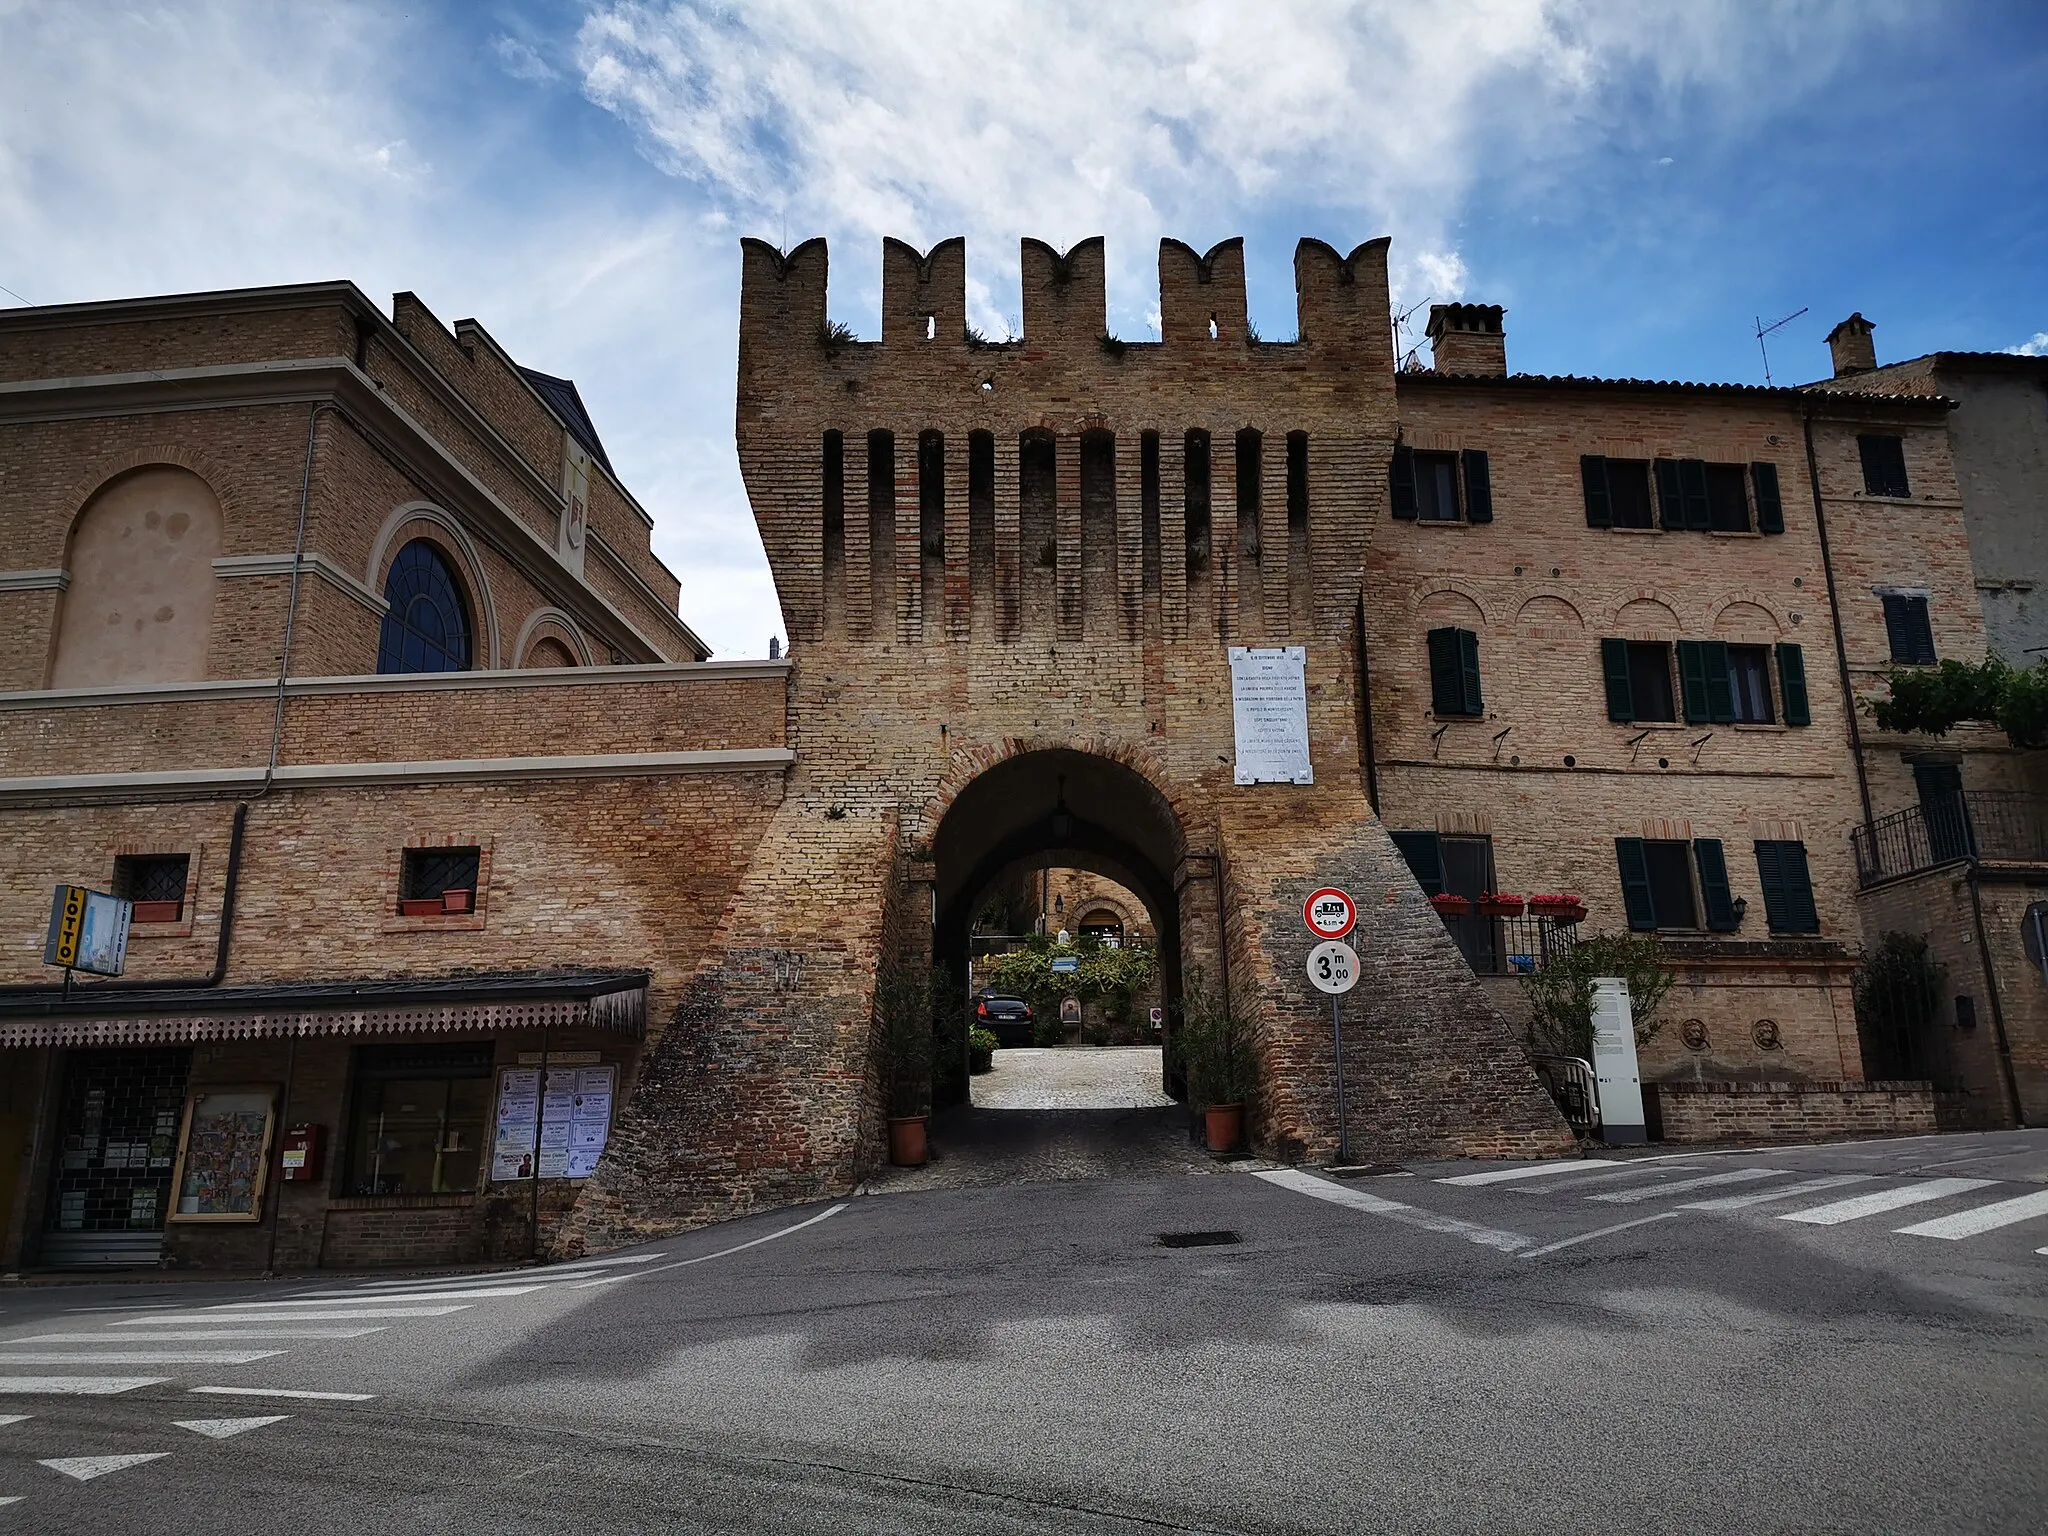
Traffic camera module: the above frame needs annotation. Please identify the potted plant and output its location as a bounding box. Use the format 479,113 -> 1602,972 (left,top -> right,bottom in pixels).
1528,893 -> 1588,924
441,887 -> 473,914
1428,892 -> 1473,917
1178,979 -> 1255,1153
1477,892 -> 1525,918
876,962 -> 936,1166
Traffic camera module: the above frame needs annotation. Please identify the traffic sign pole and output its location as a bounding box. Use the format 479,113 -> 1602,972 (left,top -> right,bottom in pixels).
1333,993 -> 1348,1165
1303,932 -> 1361,1166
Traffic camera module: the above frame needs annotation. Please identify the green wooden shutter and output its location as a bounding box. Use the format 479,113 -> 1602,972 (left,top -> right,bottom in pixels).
1755,840 -> 1819,934
1615,838 -> 1657,930
1752,462 -> 1784,534
1601,638 -> 1635,721
1777,642 -> 1811,726
1703,639 -> 1735,723
1694,839 -> 1739,931
1458,627 -> 1484,715
1462,449 -> 1493,523
1581,455 -> 1613,528
1389,831 -> 1444,896
1679,458 -> 1712,530
1390,446 -> 1418,519
1654,459 -> 1683,530
1678,640 -> 1713,724
1427,627 -> 1465,715
1906,597 -> 1936,663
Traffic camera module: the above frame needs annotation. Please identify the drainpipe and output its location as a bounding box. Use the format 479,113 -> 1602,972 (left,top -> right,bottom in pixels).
1802,405 -> 1877,837
1964,869 -> 2027,1125
1355,594 -> 1381,816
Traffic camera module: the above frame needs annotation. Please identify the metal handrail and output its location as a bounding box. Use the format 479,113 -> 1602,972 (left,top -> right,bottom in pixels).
1529,1053 -> 1601,1135
1852,790 -> 2048,887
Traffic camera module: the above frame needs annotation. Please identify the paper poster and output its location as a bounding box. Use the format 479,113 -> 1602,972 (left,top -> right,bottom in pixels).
492,1064 -> 615,1181
172,1089 -> 275,1218
1228,646 -> 1313,785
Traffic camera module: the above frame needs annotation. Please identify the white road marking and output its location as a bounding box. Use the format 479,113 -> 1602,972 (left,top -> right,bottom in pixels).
62,1302 -> 184,1314
1587,1168 -> 1787,1204
0,1414 -> 29,1426
1518,1211 -> 1682,1258
1437,1161 -> 1647,1187
209,1287 -> 543,1306
1893,1188 -> 2048,1240
173,1415 -> 290,1439
571,1204 -> 853,1285
116,1307 -> 469,1324
40,1453 -> 169,1481
0,1377 -> 167,1395
1781,1178 -> 1999,1226
188,1386 -> 375,1401
8,1330 -> 384,1343
0,1350 -> 282,1365
1681,1174 -> 1876,1211
1254,1169 -> 1532,1252
0,1495 -> 20,1506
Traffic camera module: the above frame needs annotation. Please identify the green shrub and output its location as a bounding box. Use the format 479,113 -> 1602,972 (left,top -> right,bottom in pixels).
1176,974 -> 1256,1108
968,1026 -> 997,1074
1516,932 -> 1673,1059
875,961 -> 937,1116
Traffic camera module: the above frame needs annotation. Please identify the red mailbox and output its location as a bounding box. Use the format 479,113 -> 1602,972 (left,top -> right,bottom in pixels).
278,1123 -> 324,1182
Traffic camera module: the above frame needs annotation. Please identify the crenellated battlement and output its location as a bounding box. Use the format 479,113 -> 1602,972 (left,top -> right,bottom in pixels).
737,232 -> 1393,362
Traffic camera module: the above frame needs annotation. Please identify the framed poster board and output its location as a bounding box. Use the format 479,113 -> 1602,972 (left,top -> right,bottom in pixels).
168,1085 -> 278,1221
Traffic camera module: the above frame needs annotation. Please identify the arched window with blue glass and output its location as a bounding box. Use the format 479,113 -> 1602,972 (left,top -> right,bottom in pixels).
376,539 -> 473,674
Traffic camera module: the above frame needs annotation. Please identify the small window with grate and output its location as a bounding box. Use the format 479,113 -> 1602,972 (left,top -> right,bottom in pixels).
115,854 -> 189,922
399,846 -> 481,914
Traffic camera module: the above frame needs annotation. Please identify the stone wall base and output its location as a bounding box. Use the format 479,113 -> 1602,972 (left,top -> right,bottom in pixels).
1645,1079 -> 1939,1144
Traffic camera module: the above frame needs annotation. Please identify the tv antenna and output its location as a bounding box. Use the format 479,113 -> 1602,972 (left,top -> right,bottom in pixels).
1393,296 -> 1433,372
1753,306 -> 1807,387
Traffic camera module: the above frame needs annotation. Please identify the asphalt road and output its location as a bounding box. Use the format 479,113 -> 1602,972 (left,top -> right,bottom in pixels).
4,1125 -> 2045,1533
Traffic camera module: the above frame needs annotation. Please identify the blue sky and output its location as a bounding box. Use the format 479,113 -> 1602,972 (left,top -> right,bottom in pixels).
2,1 -> 2042,656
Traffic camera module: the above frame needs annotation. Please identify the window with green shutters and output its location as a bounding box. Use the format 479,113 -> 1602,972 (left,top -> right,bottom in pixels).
1880,592 -> 1937,664
1581,456 -> 1655,529
1427,626 -> 1484,716
1752,462 -> 1785,533
1776,642 -> 1811,725
1615,837 -> 1740,932
1678,640 -> 1737,724
1391,446 -> 1492,524
1753,840 -> 1819,933
1858,434 -> 1910,498
1601,639 -> 1677,722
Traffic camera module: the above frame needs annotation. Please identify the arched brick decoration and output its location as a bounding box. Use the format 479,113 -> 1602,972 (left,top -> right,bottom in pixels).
56,444 -> 245,537
910,733 -> 1211,855
512,606 -> 592,667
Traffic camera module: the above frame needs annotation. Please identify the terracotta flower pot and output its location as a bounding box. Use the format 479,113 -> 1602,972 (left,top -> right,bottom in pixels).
1204,1102 -> 1244,1153
1428,894 -> 1472,917
888,1115 -> 929,1167
398,897 -> 443,917
441,888 -> 473,914
130,900 -> 181,924
1477,895 -> 1525,918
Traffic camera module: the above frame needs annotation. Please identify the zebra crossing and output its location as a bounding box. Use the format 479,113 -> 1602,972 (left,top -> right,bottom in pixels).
1434,1156 -> 2048,1249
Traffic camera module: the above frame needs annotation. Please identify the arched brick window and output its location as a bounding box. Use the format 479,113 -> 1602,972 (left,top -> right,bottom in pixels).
377,539 -> 472,674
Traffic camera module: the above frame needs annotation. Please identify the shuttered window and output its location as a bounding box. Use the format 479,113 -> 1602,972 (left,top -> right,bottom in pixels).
1678,640 -> 1737,725
1754,840 -> 1819,934
1390,446 -> 1417,519
1881,593 -> 1937,664
1461,450 -> 1493,523
1415,451 -> 1460,521
1617,837 -> 1735,931
1704,463 -> 1750,532
1392,446 -> 1492,524
1728,646 -> 1774,724
1427,626 -> 1484,716
1656,458 -> 1714,531
1602,639 -> 1677,722
1694,839 -> 1740,931
1858,434 -> 1910,498
1389,831 -> 1445,896
1752,462 -> 1785,534
1583,456 -> 1654,529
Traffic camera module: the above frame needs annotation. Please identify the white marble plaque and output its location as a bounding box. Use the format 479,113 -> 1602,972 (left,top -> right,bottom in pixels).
1228,646 -> 1312,785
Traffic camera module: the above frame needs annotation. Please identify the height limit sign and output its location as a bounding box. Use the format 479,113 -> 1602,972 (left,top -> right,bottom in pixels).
1302,887 -> 1359,1163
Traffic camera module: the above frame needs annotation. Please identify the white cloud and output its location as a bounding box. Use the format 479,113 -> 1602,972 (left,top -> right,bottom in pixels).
2005,333 -> 2048,357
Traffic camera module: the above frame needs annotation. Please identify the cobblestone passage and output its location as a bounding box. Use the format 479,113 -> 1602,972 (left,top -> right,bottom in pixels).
972,1046 -> 1175,1110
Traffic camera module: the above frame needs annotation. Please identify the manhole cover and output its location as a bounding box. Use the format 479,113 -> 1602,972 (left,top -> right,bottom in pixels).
1157,1230 -> 1242,1248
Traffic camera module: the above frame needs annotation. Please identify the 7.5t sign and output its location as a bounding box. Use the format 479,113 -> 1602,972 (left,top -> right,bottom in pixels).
1302,887 -> 1357,940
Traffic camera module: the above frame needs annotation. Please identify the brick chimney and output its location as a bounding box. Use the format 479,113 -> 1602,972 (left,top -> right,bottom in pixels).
1825,312 -> 1876,377
1426,303 -> 1506,376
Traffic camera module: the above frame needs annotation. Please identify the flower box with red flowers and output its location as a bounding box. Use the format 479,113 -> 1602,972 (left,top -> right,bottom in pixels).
1427,893 -> 1473,917
1476,894 -> 1526,918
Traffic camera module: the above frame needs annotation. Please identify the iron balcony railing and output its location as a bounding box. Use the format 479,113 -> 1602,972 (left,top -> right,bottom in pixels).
1851,791 -> 2048,887
1438,910 -> 1581,976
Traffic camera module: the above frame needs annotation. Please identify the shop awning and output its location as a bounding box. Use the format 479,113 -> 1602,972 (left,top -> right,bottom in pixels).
0,969 -> 650,1049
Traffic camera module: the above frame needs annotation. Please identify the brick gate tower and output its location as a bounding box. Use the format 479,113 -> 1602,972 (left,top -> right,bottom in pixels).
573,233 -> 1567,1247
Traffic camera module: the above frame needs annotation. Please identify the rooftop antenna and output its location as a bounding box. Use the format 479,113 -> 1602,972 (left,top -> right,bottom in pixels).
1753,306 -> 1808,387
1393,296 -> 1433,372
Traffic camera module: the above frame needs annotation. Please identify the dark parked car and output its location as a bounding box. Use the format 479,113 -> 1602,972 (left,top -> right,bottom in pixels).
972,990 -> 1033,1047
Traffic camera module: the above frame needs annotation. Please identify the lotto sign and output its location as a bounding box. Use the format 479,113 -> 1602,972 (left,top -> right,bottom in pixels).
1306,940 -> 1361,995
1303,887 -> 1357,940
43,885 -> 130,976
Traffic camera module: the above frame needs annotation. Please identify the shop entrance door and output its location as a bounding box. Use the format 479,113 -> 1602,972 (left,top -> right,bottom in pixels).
39,1047 -> 192,1269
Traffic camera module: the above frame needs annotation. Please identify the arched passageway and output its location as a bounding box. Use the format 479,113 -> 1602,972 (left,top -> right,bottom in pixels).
929,749 -> 1199,1109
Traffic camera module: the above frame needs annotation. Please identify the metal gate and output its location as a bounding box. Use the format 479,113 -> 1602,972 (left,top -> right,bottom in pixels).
38,1047 -> 192,1269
